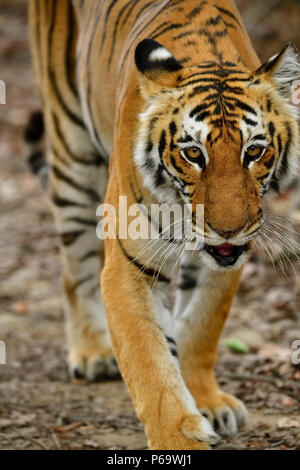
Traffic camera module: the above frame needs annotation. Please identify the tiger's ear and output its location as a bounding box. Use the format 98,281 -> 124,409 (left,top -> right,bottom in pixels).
135,39 -> 182,99
254,42 -> 300,99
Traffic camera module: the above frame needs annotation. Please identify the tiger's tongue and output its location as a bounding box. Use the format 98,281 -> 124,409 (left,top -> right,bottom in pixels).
215,243 -> 234,256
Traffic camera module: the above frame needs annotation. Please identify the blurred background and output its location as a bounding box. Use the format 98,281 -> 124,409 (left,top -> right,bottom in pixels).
0,0 -> 299,450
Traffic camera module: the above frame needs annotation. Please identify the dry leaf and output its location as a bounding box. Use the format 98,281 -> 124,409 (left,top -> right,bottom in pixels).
277,417 -> 300,429
12,301 -> 28,314
52,421 -> 84,433
84,440 -> 100,448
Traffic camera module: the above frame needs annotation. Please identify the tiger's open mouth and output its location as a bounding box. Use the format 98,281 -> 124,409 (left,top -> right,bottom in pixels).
204,243 -> 249,267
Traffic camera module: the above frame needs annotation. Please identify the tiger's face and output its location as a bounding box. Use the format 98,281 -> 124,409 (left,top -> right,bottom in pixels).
134,39 -> 300,270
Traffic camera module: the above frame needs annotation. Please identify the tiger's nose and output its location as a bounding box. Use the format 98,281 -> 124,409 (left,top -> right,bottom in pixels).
208,224 -> 245,239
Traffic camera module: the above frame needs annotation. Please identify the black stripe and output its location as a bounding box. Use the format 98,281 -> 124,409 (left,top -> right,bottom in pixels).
51,165 -> 100,202
66,216 -> 97,227
143,154 -> 155,171
179,77 -> 218,87
61,230 -> 86,246
118,2 -> 167,83
178,273 -> 197,290
155,164 -> 167,187
165,336 -> 176,346
158,130 -> 167,160
48,2 -> 84,127
280,122 -> 292,177
80,250 -> 99,262
223,75 -> 251,81
118,239 -> 170,283
205,14 -> 222,27
252,134 -> 266,141
179,57 -> 191,65
184,69 -> 249,80
108,0 -> 136,68
268,122 -> 275,142
224,21 -> 235,29
146,137 -> 153,154
151,22 -> 187,40
100,0 -> 120,50
73,274 -> 94,289
52,146 -> 70,168
130,179 -> 143,204
264,155 -> 275,169
177,134 -> 193,143
170,348 -> 178,358
52,113 -> 104,166
121,0 -> 143,27
170,155 -> 184,174
181,71 -> 210,82
169,121 -> 177,137
66,3 -> 78,97
226,97 -> 257,115
166,335 -> 179,357
195,111 -> 210,121
197,61 -> 218,69
150,21 -> 170,39
166,0 -> 185,8
183,40 -> 198,47
180,263 -> 199,271
127,1 -> 154,29
214,5 -> 242,28
86,3 -> 107,154
187,2 -> 208,20
174,30 -> 196,40
188,84 -> 217,98
268,122 -> 275,139
243,116 -> 257,127
52,193 -> 87,208
258,173 -> 270,181
270,177 -> 279,192
277,134 -> 282,156
177,274 -> 197,290
189,104 -> 211,118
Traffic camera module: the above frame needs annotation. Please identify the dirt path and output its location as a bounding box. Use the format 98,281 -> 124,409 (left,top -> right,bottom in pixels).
0,0 -> 299,450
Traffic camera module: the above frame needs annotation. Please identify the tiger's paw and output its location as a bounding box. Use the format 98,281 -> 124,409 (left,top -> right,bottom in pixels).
69,354 -> 120,382
149,414 -> 220,450
67,330 -> 120,382
197,391 -> 248,436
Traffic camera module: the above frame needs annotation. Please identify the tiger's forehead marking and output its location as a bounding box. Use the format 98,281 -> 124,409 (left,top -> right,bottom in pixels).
179,107 -> 210,144
172,67 -> 267,147
140,64 -> 270,151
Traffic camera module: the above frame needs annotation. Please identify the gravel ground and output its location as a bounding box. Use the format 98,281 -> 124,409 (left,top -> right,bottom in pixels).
0,0 -> 299,450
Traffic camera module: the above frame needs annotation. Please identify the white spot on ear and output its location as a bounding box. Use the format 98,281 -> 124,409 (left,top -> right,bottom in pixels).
148,47 -> 173,62
268,53 -> 279,64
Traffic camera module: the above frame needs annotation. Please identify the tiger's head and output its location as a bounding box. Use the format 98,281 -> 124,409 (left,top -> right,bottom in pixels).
134,39 -> 300,270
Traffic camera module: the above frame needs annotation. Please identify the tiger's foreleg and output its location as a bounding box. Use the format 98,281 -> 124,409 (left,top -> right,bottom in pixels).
174,253 -> 248,436
101,238 -> 219,450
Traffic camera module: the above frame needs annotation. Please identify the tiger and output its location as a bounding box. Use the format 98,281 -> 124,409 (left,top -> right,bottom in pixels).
27,0 -> 300,450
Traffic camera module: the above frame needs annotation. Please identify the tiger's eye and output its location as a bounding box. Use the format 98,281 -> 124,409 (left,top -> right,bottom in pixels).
246,145 -> 263,158
182,146 -> 206,169
184,147 -> 201,159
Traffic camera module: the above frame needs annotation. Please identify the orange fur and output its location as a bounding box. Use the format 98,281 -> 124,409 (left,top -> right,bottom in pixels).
28,0 -> 299,449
